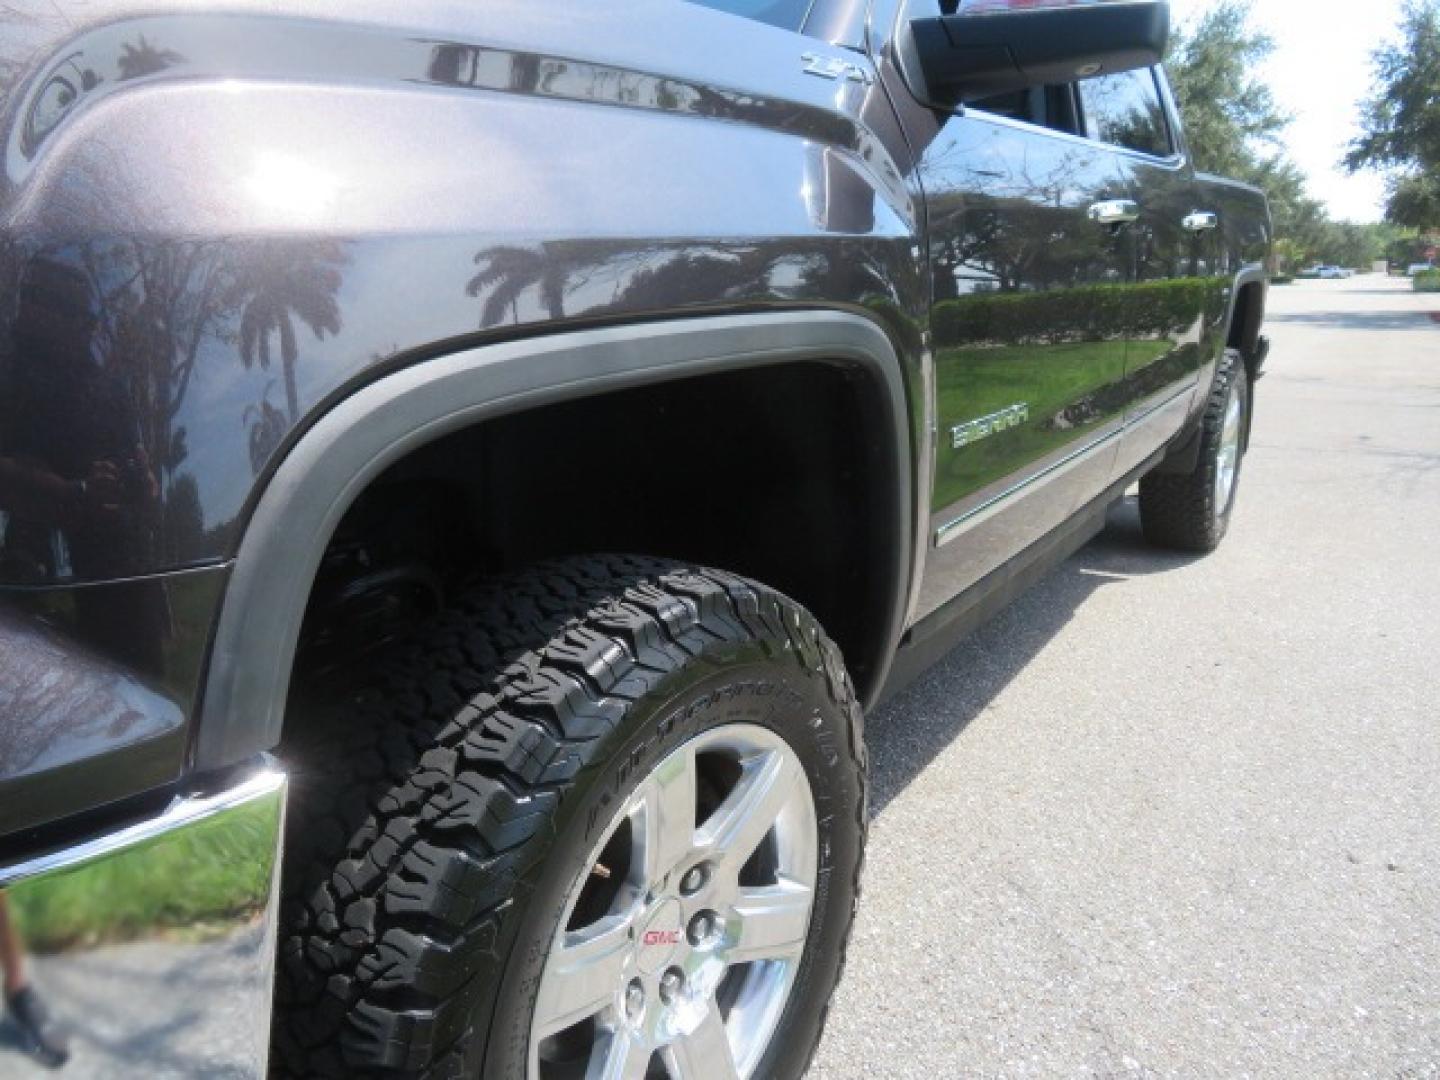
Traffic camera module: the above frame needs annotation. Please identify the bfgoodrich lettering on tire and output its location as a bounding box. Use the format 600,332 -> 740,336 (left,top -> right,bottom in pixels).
271,555 -> 866,1079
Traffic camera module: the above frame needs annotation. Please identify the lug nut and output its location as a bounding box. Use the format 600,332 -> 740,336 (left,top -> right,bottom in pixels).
687,911 -> 716,946
659,968 -> 685,1005
679,864 -> 710,896
624,979 -> 645,1023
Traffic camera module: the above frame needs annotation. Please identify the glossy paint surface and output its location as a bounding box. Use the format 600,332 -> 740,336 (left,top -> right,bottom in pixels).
0,0 -> 926,831
868,1 -> 1268,618
922,111 -> 1131,519
884,76 -> 1154,614
0,566 -> 225,836
0,0 -> 924,589
0,0 -> 1271,838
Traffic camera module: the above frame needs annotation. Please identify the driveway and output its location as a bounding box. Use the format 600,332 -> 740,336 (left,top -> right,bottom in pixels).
810,275 -> 1440,1078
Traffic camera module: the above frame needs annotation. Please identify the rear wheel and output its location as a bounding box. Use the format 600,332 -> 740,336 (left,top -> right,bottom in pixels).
1139,348 -> 1251,553
271,555 -> 865,1079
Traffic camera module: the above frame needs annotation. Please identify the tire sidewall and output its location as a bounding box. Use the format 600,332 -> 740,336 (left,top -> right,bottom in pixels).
480,637 -> 862,1079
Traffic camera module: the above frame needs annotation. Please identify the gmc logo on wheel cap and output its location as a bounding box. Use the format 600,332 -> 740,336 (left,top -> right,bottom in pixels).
642,930 -> 680,946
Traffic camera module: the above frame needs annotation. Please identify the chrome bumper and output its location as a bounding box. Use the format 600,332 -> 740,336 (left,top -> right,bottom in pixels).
0,767 -> 286,1077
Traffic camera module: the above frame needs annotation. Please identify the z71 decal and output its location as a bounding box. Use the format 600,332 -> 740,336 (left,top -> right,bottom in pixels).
801,52 -> 873,84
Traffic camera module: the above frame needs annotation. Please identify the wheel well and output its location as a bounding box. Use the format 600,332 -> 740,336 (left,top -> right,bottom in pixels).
290,361 -> 903,705
1228,280 -> 1266,378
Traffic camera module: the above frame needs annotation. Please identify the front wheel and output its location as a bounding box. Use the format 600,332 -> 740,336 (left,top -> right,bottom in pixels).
1139,348 -> 1251,553
272,555 -> 866,1080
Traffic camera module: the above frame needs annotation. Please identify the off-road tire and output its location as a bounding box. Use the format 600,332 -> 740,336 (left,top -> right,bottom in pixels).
270,554 -> 866,1079
1139,348 -> 1251,553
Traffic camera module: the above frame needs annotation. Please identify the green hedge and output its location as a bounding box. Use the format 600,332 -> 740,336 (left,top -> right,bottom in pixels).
933,278 -> 1216,348
1414,269 -> 1440,293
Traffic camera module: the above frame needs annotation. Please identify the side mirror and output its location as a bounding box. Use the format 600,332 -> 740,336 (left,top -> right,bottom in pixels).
904,0 -> 1170,107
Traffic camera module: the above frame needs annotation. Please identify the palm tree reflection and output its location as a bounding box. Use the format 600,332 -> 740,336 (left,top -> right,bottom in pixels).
224,240 -> 347,425
466,245 -> 568,327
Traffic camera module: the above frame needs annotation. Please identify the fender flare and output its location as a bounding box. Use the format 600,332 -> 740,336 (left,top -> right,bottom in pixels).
1224,264 -> 1269,361
194,311 -> 914,772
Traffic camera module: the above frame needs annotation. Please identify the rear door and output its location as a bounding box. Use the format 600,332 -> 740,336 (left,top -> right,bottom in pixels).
1073,67 -> 1212,477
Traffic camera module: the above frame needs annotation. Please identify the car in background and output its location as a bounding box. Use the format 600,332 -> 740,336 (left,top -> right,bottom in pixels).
1407,262 -> 1435,276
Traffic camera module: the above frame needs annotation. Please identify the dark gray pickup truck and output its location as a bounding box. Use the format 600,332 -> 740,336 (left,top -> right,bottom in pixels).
0,0 -> 1270,1075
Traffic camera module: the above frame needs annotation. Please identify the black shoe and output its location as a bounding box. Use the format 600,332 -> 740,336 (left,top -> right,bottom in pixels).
5,986 -> 70,1068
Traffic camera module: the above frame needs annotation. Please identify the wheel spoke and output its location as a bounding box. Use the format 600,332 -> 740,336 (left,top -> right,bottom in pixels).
729,880 -> 813,963
1214,386 -> 1244,509
663,1009 -> 737,1080
534,724 -> 821,1080
638,743 -> 698,884
587,1028 -> 652,1080
534,914 -> 632,1037
696,749 -> 799,875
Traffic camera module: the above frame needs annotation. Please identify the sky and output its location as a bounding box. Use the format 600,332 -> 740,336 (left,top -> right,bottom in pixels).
1168,0 -> 1409,222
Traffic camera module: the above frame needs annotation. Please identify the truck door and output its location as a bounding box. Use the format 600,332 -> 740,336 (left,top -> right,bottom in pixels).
911,88 -> 1132,619
1074,67 -> 1213,477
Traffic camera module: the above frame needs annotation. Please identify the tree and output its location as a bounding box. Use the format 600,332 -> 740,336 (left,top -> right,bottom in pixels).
1165,0 -> 1287,178
1311,220 -> 1381,268
1272,237 -> 1305,274
1166,1 -> 1335,261
1346,0 -> 1440,229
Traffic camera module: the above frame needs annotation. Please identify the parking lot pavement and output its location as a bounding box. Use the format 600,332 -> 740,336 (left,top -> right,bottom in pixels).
809,275 -> 1440,1078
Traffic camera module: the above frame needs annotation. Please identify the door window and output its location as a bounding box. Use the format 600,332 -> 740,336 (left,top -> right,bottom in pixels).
684,0 -> 814,30
968,84 -> 1084,138
1077,68 -> 1173,158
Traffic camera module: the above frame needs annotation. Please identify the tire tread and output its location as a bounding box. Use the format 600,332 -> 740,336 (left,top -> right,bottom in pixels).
1139,348 -> 1248,553
271,554 -> 865,1078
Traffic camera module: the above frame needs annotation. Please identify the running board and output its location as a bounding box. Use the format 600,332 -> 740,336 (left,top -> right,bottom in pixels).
878,448 -> 1164,707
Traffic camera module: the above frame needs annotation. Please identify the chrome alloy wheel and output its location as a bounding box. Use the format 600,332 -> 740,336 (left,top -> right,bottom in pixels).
530,724 -> 818,1080
1213,379 -> 1244,513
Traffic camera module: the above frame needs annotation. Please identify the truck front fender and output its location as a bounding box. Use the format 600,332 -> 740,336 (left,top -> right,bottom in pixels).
196,312 -> 914,772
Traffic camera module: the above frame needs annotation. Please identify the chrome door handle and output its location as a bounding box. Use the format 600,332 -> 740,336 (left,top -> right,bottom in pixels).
1087,199 -> 1141,225
1183,210 -> 1219,232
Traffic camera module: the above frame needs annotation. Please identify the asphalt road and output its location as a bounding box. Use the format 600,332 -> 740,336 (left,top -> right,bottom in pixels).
810,275 -> 1440,1079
